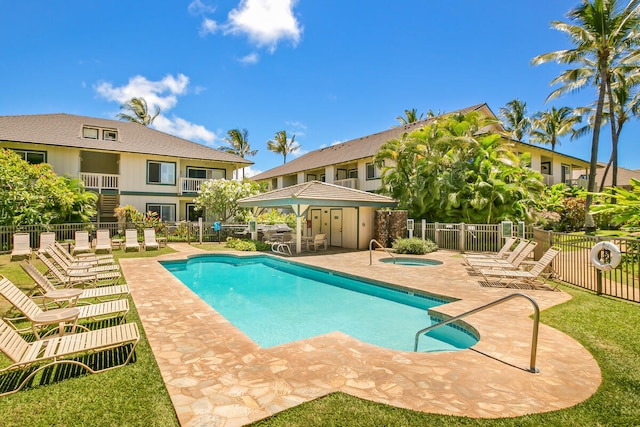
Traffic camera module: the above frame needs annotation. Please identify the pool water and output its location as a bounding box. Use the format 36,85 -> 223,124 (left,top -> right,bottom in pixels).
161,254 -> 478,352
380,257 -> 443,266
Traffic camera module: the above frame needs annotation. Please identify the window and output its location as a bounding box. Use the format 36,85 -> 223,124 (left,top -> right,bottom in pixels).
561,164 -> 571,184
12,149 -> 46,164
320,174 -> 326,182
366,162 -> 381,180
186,204 -> 204,222
147,204 -> 176,222
306,174 -> 316,182
186,167 -> 226,180
103,130 -> 118,141
83,127 -> 99,139
148,161 -> 176,185
336,169 -> 347,180
348,169 -> 358,179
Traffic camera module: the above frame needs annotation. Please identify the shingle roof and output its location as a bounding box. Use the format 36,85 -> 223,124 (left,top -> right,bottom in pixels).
238,180 -> 397,208
251,104 -> 490,180
0,113 -> 252,164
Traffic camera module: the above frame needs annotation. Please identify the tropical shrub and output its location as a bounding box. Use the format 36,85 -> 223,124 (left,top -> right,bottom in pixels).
536,184 -> 586,232
195,179 -> 262,223
225,238 -> 270,251
375,112 -> 544,224
254,209 -> 296,229
114,205 -> 166,234
392,238 -> 438,254
591,178 -> 640,230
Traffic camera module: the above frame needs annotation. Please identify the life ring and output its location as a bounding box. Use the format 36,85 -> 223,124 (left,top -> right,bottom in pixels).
590,241 -> 622,271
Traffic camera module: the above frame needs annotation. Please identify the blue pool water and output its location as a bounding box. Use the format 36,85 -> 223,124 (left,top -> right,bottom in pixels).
161,254 -> 478,352
380,257 -> 443,266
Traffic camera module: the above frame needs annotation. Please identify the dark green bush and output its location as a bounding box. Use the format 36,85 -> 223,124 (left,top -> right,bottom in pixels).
392,237 -> 438,254
225,238 -> 271,252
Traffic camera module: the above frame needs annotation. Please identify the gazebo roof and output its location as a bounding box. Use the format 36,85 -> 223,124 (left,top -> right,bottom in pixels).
238,181 -> 397,209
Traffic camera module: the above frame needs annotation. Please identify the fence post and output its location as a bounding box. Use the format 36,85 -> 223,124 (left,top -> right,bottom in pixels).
421,219 -> 426,242
435,222 -> 440,247
459,223 -> 466,253
198,217 -> 203,245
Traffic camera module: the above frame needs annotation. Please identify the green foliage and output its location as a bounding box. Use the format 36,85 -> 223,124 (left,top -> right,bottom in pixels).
195,179 -> 261,223
224,238 -> 268,251
0,149 -> 97,225
254,209 -> 297,229
591,178 -> 640,229
375,112 -> 544,224
114,204 -> 166,233
536,184 -> 586,232
391,237 -> 438,254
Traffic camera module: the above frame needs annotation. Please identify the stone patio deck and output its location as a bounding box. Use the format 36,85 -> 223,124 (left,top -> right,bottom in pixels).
119,244 -> 601,427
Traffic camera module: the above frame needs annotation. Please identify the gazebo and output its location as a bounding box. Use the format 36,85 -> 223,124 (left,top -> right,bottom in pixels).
238,181 -> 397,253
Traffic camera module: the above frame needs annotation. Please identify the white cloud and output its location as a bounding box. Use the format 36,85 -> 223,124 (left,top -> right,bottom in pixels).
188,0 -> 215,15
243,166 -> 262,178
285,120 -> 307,138
153,115 -> 217,145
200,17 -> 219,36
226,0 -> 302,52
95,73 -> 217,145
239,52 -> 260,64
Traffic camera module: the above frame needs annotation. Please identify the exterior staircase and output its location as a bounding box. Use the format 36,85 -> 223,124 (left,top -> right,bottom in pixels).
99,194 -> 120,222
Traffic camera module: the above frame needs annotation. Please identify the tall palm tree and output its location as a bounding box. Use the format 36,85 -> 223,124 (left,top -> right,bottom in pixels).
116,97 -> 160,126
531,0 -> 640,230
267,130 -> 300,164
499,99 -> 532,141
530,106 -> 581,152
396,108 -> 424,125
219,128 -> 257,179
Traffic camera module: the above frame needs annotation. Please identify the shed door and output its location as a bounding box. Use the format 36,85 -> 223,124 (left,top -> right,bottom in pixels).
330,209 -> 343,247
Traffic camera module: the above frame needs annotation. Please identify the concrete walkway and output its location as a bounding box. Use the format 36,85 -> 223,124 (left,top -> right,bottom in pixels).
120,244 -> 601,427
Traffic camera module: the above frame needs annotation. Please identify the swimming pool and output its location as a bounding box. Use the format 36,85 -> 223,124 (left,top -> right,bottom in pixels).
161,254 -> 478,352
379,257 -> 443,266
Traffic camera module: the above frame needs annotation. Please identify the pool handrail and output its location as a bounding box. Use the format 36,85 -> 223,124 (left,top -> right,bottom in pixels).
414,293 -> 541,373
369,239 -> 396,265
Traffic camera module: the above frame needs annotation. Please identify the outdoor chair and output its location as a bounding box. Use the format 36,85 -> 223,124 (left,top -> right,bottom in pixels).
10,233 -> 32,261
461,237 -> 517,261
0,318 -> 139,396
94,229 -> 113,254
53,242 -> 115,265
307,233 -> 327,251
45,246 -> 120,274
467,241 -> 538,270
21,261 -> 129,307
36,252 -> 120,287
124,229 -> 140,252
142,228 -> 159,251
464,239 -> 530,267
37,232 -> 57,255
0,275 -> 129,338
71,230 -> 92,255
478,246 -> 562,289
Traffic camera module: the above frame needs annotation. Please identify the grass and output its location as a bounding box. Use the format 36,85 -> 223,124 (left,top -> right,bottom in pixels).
1,247 -> 640,426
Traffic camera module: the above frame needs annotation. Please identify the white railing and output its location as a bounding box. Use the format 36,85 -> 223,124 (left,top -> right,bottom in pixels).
179,177 -> 206,194
80,173 -> 119,191
542,174 -> 554,186
334,178 -> 359,189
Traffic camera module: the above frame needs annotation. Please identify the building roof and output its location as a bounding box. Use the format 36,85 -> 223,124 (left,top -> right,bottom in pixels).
0,113 -> 252,164
251,104 -> 496,180
574,164 -> 640,187
238,180 -> 397,209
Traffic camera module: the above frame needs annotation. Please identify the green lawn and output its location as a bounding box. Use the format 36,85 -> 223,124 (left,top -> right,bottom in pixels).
1,248 -> 639,426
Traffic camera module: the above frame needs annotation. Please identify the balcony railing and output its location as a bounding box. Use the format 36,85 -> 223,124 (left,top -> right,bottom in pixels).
80,173 -> 119,191
179,177 -> 206,194
334,178 -> 359,189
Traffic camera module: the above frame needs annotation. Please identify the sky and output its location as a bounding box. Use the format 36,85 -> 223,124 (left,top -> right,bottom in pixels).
1,0 -> 638,176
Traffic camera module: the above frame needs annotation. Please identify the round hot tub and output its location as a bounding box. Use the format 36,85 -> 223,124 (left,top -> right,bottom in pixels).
380,257 -> 443,266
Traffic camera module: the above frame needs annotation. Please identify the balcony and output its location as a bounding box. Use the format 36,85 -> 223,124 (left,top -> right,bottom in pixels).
179,177 -> 206,195
80,173 -> 119,192
334,178 -> 359,189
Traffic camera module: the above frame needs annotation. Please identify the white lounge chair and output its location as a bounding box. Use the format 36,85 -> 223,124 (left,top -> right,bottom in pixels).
0,275 -> 129,338
10,233 -> 32,261
37,232 -> 57,255
94,229 -> 113,254
0,318 -> 139,396
21,261 -> 129,306
72,230 -> 92,255
53,242 -> 115,266
467,241 -> 538,270
124,229 -> 140,252
464,239 -> 530,267
462,237 -> 518,260
36,252 -> 121,287
478,246 -> 562,289
142,228 -> 159,250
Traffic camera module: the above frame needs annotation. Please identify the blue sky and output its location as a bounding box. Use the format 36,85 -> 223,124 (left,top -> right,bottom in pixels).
1,0 -> 638,175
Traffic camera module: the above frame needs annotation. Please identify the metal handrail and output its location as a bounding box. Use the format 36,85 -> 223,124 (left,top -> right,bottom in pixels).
369,239 -> 396,265
414,293 -> 541,373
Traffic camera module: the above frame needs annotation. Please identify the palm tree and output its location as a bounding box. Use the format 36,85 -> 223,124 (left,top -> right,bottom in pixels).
219,128 -> 257,179
116,97 -> 160,126
532,0 -> 640,230
396,108 -> 424,125
267,130 -> 300,164
499,99 -> 532,141
530,106 -> 581,152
